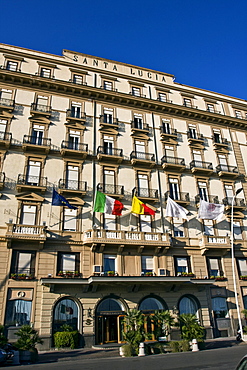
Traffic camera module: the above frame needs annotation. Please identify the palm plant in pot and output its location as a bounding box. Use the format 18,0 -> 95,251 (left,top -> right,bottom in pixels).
14,324 -> 43,364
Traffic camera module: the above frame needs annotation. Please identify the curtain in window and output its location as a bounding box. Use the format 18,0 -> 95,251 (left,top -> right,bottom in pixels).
179,296 -> 197,314
5,300 -> 32,326
53,298 -> 78,332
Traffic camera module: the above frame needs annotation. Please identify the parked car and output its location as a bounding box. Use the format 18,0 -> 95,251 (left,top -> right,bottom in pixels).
235,354 -> 247,369
0,348 -> 7,366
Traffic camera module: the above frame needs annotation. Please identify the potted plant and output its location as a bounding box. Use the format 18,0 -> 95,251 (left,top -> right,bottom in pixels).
107,271 -> 115,276
65,271 -> 73,278
18,274 -> 27,280
240,276 -> 247,281
58,271 -> 64,277
215,276 -> 226,281
181,272 -> 195,277
10,273 -> 17,280
144,271 -> 154,276
14,324 -> 43,364
74,271 -> 80,277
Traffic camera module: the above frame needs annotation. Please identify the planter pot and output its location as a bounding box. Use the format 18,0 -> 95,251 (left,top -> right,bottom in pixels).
19,349 -> 38,364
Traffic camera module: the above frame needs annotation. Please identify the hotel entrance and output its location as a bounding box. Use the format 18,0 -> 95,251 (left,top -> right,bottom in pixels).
96,298 -> 126,344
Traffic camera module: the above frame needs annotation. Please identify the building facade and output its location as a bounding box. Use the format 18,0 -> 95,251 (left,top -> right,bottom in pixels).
0,43 -> 247,349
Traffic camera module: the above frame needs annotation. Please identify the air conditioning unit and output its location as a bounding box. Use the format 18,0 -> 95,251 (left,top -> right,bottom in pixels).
158,268 -> 167,276
93,265 -> 103,274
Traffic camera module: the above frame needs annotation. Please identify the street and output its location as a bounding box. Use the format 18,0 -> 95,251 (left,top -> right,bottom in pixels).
6,344 -> 247,370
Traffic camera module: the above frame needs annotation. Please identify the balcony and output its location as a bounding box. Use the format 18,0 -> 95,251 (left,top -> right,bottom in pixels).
6,223 -> 46,248
22,135 -> 51,154
131,121 -> 150,134
0,98 -> 15,112
30,103 -> 52,116
160,126 -> 177,142
60,141 -> 88,159
66,109 -> 86,124
187,132 -> 204,148
0,131 -> 12,149
165,191 -> 190,206
97,183 -> 124,198
222,197 -> 246,211
97,146 -> 123,164
199,235 -> 230,255
190,160 -> 213,176
99,115 -> 119,129
0,172 -> 5,190
16,174 -> 47,193
195,195 -> 220,205
216,164 -> 239,179
130,151 -> 155,168
134,187 -> 159,202
161,155 -> 186,172
212,137 -> 228,150
58,179 -> 87,196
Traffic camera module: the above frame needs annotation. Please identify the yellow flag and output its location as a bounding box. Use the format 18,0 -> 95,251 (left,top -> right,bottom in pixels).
131,196 -> 144,214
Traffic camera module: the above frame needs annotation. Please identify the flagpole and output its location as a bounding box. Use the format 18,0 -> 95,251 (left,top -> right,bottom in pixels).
231,188 -> 243,339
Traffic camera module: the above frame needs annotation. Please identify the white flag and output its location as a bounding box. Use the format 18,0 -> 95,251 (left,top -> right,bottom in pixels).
165,197 -> 189,220
198,199 -> 224,220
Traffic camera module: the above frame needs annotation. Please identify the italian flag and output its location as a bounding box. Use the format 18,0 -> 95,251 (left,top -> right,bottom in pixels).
94,191 -> 124,216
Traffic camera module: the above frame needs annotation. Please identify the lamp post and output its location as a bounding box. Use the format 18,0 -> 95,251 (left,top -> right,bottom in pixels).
231,187 -> 243,339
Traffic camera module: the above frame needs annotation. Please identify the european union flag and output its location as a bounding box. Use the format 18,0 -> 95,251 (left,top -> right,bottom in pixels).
52,189 -> 77,209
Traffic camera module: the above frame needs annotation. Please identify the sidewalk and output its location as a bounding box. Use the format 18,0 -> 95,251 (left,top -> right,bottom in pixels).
38,337 -> 246,364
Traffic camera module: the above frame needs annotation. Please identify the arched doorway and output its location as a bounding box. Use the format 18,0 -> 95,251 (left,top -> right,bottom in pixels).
53,297 -> 79,333
138,296 -> 167,340
96,297 -> 126,344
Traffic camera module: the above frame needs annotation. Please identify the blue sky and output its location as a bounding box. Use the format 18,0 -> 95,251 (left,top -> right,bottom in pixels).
1,0 -> 246,99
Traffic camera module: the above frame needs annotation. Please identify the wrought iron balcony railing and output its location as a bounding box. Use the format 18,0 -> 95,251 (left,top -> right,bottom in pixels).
97,183 -> 124,195
212,136 -> 228,145
131,121 -> 149,131
130,151 -> 155,162
0,131 -> 12,141
134,187 -> 158,199
195,194 -> 220,204
129,92 -> 146,98
31,103 -> 51,113
11,267 -> 35,276
165,191 -> 190,202
190,160 -> 213,170
66,109 -> 86,120
99,115 -> 119,125
161,155 -> 185,166
23,135 -> 51,146
187,131 -> 204,141
216,164 -> 239,174
222,197 -> 246,207
58,179 -> 87,192
160,126 -> 177,136
17,174 -> 47,187
0,98 -> 15,107
97,146 -> 123,157
61,141 -> 88,152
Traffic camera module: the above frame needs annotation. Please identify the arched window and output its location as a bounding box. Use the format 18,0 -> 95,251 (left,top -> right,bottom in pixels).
179,296 -> 198,315
53,298 -> 79,332
96,298 -> 124,314
139,297 -> 165,313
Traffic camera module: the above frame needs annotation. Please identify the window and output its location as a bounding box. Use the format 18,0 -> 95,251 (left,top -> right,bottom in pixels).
135,140 -> 146,159
198,181 -> 209,201
68,130 -> 80,150
173,218 -> 184,237
204,220 -> 214,236
31,125 -> 44,145
0,89 -> 12,101
207,103 -> 215,113
0,119 -> 7,139
218,154 -> 228,171
103,135 -> 114,155
66,164 -> 79,190
104,214 -> 116,230
140,215 -> 152,232
71,101 -> 81,118
233,221 -> 242,240
5,299 -> 32,326
175,257 -> 190,275
6,61 -> 18,71
207,257 -> 223,277
57,252 -> 79,273
53,298 -> 79,332
164,145 -> 175,158
213,129 -> 221,143
20,205 -> 37,225
235,110 -> 242,119
137,173 -> 149,196
103,169 -> 115,191
63,208 -> 77,231
158,92 -> 167,102
104,81 -> 113,90
103,108 -> 113,124
133,113 -> 143,129
162,119 -> 171,134
184,98 -> 192,107
26,160 -> 41,185
237,259 -> 247,277
193,150 -> 202,166
11,251 -> 36,276
211,297 -> 228,318
179,296 -> 198,315
132,87 -> 140,97
104,255 -> 116,273
169,178 -> 180,200
188,124 -> 197,139
73,74 -> 83,84
224,184 -> 234,199
40,68 -> 51,78
141,256 -> 154,274
35,95 -> 49,111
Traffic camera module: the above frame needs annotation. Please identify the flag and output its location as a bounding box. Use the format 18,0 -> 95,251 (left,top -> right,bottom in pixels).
94,191 -> 124,216
165,196 -> 189,220
131,196 -> 155,216
198,199 -> 224,220
52,189 -> 77,210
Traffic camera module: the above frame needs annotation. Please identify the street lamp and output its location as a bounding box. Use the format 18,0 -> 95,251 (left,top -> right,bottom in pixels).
231,187 -> 243,339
